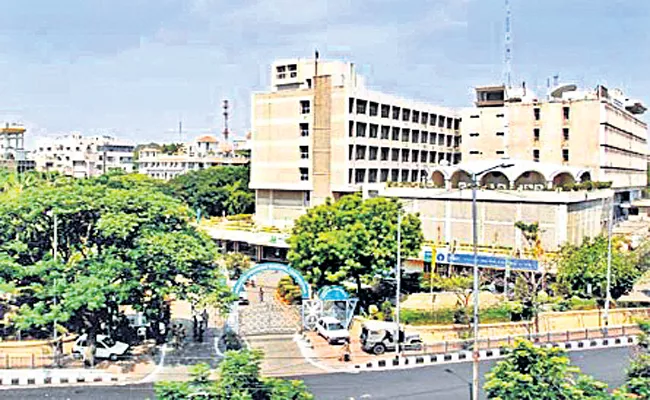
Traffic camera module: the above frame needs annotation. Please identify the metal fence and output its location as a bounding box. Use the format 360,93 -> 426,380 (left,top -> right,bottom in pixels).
418,324 -> 640,355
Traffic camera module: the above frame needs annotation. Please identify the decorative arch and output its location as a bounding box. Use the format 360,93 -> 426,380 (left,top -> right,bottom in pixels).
552,172 -> 576,188
431,171 -> 445,187
450,169 -> 472,188
514,170 -> 546,187
232,262 -> 310,299
479,171 -> 510,188
579,171 -> 592,183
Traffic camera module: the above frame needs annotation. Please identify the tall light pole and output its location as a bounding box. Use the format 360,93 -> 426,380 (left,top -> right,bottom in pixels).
603,196 -> 614,336
471,163 -> 513,400
395,211 -> 402,357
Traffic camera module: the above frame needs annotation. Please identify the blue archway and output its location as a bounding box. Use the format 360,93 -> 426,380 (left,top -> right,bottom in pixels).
232,262 -> 310,299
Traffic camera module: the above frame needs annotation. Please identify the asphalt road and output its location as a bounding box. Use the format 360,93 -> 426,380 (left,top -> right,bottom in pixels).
0,346 -> 635,400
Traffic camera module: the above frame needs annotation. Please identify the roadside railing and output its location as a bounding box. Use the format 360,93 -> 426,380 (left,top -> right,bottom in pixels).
417,324 -> 640,355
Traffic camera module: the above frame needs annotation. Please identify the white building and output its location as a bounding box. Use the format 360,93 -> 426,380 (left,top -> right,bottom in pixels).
251,57 -> 462,227
137,135 -> 249,180
33,133 -> 135,178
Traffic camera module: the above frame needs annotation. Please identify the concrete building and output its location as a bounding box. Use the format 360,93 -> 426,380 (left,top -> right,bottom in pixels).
251,58 -> 462,227
462,84 -> 648,212
137,135 -> 249,180
366,159 -> 612,252
0,124 -> 35,172
33,133 -> 135,178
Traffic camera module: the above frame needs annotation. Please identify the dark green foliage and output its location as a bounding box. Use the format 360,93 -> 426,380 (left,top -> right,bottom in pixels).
168,166 -> 254,217
287,194 -> 423,307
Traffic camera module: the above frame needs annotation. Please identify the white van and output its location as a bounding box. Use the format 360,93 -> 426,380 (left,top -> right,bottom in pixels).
72,334 -> 130,361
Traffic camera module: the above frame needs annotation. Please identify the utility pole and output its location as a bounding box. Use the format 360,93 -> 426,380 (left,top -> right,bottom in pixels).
471,172 -> 480,400
52,212 -> 59,366
395,211 -> 402,357
603,196 -> 614,336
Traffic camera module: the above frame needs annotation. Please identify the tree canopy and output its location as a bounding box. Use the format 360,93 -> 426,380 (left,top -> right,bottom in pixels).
287,194 -> 423,305
484,339 -> 611,399
154,349 -> 313,400
167,166 -> 254,217
0,171 -> 232,360
556,235 -> 642,301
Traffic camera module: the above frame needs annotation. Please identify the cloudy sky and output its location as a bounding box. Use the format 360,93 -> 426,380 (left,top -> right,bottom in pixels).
0,0 -> 648,146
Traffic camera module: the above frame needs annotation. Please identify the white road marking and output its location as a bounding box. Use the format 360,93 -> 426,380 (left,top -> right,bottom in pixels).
138,344 -> 167,384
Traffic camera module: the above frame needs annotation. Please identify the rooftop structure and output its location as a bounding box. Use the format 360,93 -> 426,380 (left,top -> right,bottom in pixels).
0,123 -> 34,172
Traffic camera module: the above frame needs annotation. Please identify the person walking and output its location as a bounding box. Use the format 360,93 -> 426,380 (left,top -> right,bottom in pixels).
259,287 -> 265,303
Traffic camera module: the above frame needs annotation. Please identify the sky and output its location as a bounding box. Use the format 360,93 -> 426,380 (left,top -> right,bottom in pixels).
0,0 -> 648,147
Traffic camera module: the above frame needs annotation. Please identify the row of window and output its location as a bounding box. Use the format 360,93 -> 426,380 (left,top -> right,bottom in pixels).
349,98 -> 461,130
348,122 -> 460,146
348,145 -> 459,164
349,168 -> 430,184
467,128 -> 570,141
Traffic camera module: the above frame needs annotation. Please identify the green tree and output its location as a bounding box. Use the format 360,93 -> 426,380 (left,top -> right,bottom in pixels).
154,350 -> 313,400
556,235 -> 641,301
484,339 -> 611,399
168,166 -> 254,217
287,194 -> 422,307
223,252 -> 251,280
616,320 -> 650,398
0,175 -> 231,359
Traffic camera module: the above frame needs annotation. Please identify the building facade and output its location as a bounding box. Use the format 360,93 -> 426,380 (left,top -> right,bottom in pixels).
251,58 -> 462,227
462,84 -> 648,205
33,133 -> 135,178
0,124 -> 35,172
137,135 -> 249,180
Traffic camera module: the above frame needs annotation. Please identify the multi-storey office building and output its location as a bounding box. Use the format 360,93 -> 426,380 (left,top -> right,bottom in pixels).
462,84 -> 648,215
33,133 -> 135,178
251,58 -> 462,227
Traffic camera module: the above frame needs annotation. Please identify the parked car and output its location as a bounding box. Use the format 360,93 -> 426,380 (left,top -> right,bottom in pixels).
360,320 -> 423,355
72,334 -> 130,361
315,316 -> 350,345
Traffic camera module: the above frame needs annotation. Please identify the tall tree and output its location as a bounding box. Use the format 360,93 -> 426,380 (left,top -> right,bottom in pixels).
287,194 -> 423,306
0,175 -> 231,360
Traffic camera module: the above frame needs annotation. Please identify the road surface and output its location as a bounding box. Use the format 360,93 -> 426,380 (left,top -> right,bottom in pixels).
0,346 -> 634,399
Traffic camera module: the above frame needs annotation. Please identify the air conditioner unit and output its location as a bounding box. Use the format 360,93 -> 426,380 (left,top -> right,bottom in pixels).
534,184 -> 545,191
497,183 -> 507,190
524,184 -> 534,190
488,183 -> 496,190
459,182 -> 467,189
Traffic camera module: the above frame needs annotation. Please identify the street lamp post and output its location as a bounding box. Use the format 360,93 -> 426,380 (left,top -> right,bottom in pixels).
603,196 -> 614,336
471,163 -> 513,400
395,211 -> 402,357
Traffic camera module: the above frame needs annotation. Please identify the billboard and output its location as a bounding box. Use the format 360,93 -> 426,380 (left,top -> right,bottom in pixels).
435,248 -> 538,271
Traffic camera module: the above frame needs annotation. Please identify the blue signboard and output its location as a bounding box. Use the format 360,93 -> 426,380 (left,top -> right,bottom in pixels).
317,285 -> 350,301
423,247 -> 433,263
435,249 -> 538,271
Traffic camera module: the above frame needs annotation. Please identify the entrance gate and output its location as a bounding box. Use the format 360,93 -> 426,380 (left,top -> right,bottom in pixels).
238,302 -> 302,336
229,263 -> 312,336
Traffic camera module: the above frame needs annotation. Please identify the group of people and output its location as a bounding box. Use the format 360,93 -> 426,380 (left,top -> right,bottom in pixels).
192,309 -> 209,343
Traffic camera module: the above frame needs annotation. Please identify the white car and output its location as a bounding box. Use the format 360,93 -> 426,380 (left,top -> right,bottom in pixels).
72,334 -> 130,361
315,317 -> 350,345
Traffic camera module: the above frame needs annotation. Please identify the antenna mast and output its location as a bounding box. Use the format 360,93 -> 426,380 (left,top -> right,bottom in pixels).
222,100 -> 229,142
504,0 -> 512,88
